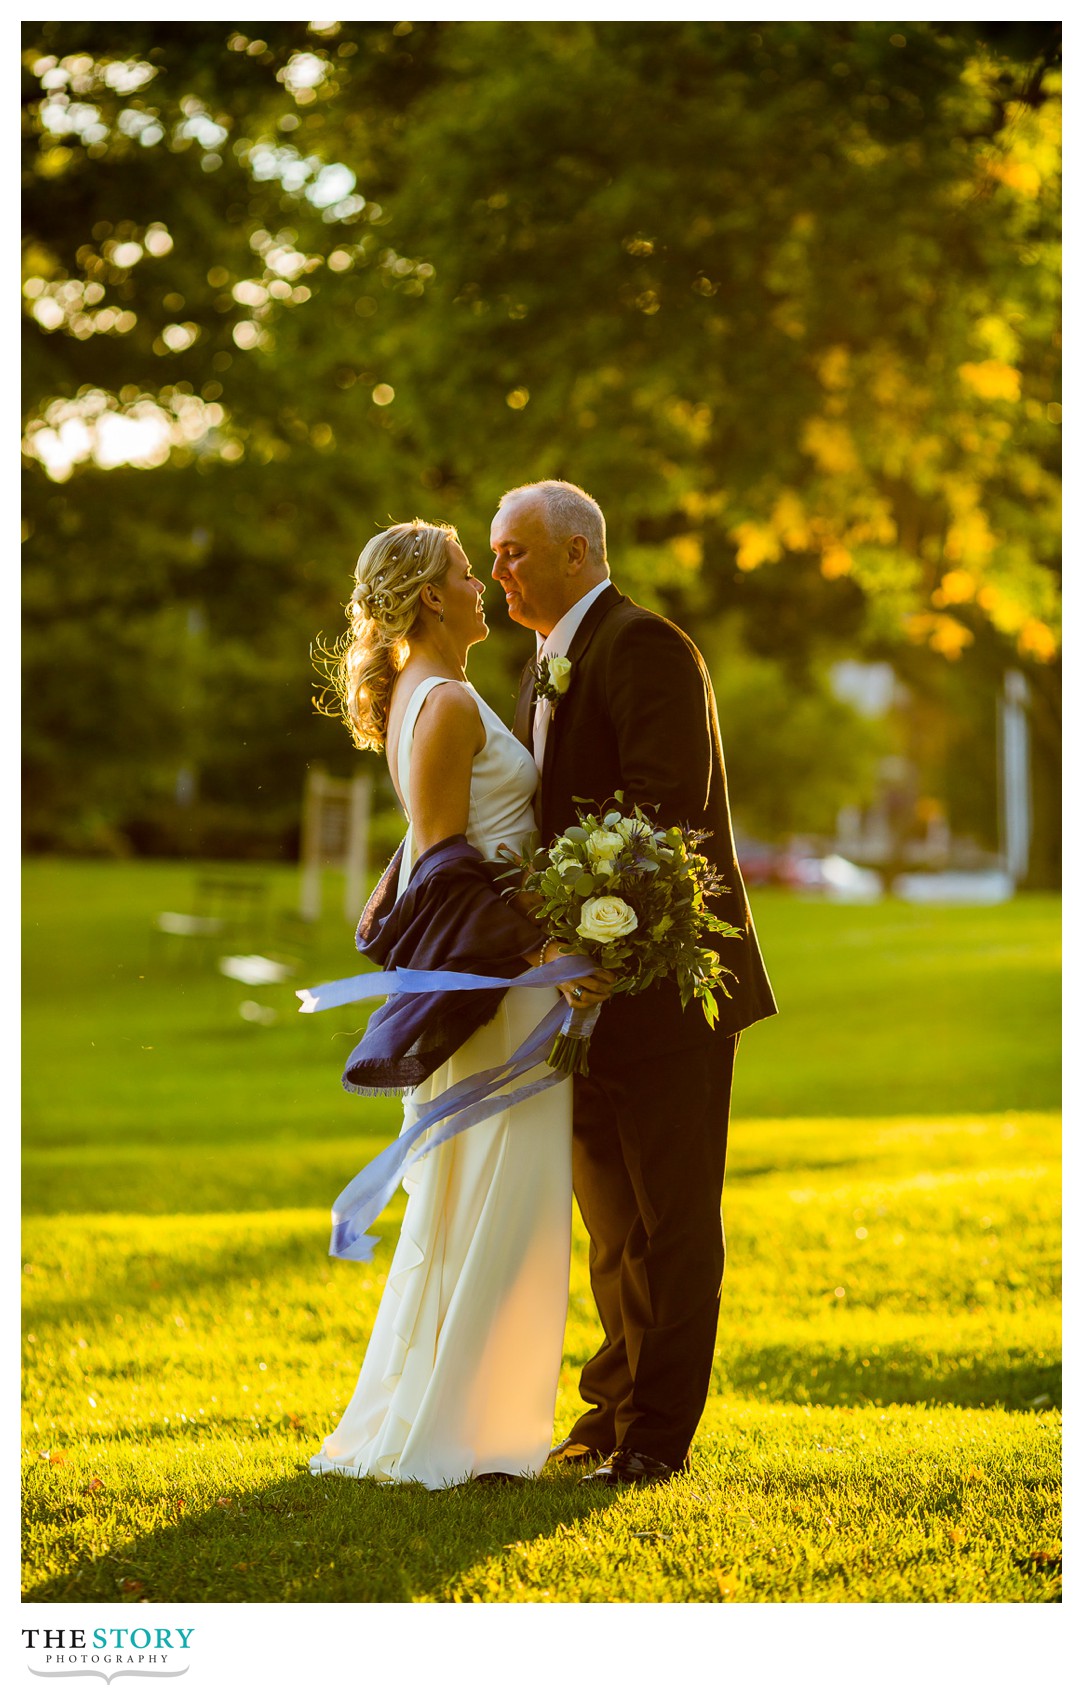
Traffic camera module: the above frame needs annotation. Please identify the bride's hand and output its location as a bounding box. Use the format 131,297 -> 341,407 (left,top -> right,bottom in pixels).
553,951 -> 618,1009
524,940 -> 615,1006
509,887 -> 543,919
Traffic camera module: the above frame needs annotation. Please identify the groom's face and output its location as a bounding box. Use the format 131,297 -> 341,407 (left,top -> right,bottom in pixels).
489,498 -> 570,638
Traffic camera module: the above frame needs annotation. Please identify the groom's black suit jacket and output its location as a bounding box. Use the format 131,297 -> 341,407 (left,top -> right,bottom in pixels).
513,583 -> 776,1070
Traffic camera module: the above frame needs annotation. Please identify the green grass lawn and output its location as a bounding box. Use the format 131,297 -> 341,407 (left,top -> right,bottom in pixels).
21,858 -> 1061,1602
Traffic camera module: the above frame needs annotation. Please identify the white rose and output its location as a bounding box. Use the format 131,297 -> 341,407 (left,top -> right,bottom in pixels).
547,655 -> 572,694
576,894 -> 639,944
586,828 -> 624,864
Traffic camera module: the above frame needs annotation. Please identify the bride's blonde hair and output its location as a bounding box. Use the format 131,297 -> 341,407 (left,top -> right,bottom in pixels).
315,519 -> 458,752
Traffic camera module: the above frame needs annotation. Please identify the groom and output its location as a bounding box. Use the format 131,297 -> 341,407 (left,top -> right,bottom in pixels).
492,480 -> 777,1486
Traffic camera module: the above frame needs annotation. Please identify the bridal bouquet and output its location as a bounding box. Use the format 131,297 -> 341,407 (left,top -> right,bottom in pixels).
506,794 -> 742,1075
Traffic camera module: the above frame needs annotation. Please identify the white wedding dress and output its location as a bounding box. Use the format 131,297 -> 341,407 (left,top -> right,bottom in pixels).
309,677 -> 572,1489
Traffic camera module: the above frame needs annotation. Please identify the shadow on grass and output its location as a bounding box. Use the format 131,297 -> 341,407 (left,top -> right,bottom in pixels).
22,1142 -> 391,1217
727,1156 -> 863,1184
712,1343 -> 1062,1412
24,1230 -> 340,1330
23,1466 -> 602,1604
22,1146 -> 890,1218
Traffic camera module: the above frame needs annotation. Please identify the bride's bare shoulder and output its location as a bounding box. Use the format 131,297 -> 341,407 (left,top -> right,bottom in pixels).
412,678 -> 483,748
387,668 -> 460,735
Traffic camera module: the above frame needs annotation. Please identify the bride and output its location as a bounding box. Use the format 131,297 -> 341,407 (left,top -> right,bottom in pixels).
308,519 -> 609,1489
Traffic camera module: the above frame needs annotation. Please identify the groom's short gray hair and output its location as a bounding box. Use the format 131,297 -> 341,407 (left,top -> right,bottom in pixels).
501,479 -> 608,569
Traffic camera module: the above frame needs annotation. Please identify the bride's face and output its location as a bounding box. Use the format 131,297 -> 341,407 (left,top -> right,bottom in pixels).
439,539 -> 488,645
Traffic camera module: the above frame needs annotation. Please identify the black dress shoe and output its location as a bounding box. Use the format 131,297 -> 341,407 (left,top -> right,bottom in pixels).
546,1436 -> 607,1466
581,1447 -> 684,1487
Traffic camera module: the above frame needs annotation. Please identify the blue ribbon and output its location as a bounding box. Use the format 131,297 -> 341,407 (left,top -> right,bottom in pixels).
296,953 -> 596,1012
297,954 -> 599,1261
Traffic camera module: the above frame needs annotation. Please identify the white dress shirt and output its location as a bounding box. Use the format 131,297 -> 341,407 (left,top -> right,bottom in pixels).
532,578 -> 611,772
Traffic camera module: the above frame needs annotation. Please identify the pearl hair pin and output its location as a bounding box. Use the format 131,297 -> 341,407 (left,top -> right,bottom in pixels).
353,536 -> 438,621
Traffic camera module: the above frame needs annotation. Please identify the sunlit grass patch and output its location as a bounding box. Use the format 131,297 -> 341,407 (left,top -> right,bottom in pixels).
21,866 -> 1061,1600
22,1403 -> 1059,1606
457,1404 -> 1061,1605
23,1111 -> 1060,1603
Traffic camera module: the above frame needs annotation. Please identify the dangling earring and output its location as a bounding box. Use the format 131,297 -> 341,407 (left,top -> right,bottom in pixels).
438,609 -> 445,623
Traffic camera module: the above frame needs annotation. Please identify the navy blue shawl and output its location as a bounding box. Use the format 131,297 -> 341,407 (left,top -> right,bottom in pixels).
341,834 -> 541,1095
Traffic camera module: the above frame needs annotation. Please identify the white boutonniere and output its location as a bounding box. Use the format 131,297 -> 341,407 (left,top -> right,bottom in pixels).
531,654 -> 572,707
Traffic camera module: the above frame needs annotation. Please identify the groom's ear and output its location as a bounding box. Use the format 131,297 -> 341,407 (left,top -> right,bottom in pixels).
566,533 -> 588,571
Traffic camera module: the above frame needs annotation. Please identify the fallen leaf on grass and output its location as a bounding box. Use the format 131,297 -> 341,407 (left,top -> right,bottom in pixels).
82,1478 -> 104,1496
216,1496 -> 233,1507
965,1466 -> 985,1484
234,1562 -> 249,1572
40,1451 -> 68,1466
947,1527 -> 965,1545
714,1571 -> 740,1599
287,1413 -> 305,1430
175,1497 -> 186,1510
118,1578 -> 145,1595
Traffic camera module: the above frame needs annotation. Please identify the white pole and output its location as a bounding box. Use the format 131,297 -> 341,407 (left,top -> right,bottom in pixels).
345,771 -> 372,922
299,766 -> 326,922
998,670 -> 1031,884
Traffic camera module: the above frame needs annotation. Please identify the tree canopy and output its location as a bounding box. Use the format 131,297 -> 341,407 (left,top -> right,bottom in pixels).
21,20 -> 1061,867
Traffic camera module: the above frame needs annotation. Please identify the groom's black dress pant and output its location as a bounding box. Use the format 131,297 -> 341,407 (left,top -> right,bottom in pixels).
567,1034 -> 738,1469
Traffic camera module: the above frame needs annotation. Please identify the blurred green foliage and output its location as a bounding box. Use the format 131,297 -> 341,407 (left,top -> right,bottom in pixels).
21,22 -> 1060,869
